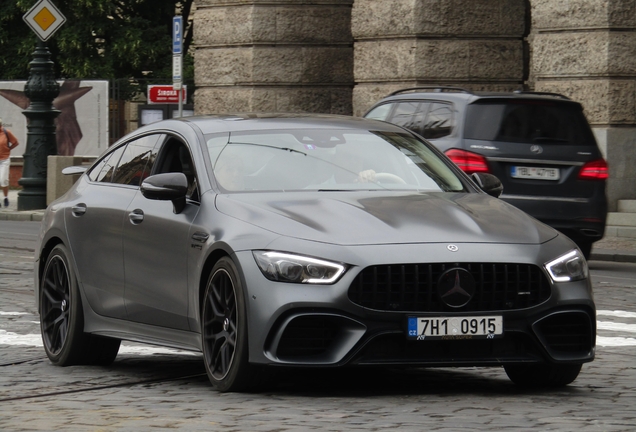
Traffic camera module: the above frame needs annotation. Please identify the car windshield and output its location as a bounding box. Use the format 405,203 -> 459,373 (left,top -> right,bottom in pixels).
205,129 -> 467,193
464,100 -> 597,145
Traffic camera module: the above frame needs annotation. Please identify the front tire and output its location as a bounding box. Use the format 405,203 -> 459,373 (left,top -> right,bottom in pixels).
504,363 -> 582,387
201,257 -> 254,392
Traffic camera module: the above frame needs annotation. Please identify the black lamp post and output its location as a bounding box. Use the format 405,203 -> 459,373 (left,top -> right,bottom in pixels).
18,40 -> 60,211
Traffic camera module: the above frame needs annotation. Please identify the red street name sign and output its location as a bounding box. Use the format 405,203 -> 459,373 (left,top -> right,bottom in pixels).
148,85 -> 187,104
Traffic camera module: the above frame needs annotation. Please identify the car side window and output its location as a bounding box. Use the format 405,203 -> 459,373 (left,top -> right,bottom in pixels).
87,153 -> 113,182
388,101 -> 429,135
111,134 -> 162,186
87,145 -> 126,183
422,102 -> 454,139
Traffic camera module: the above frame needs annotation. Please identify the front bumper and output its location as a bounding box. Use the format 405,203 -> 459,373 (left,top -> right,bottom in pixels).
235,242 -> 596,368
265,308 -> 595,367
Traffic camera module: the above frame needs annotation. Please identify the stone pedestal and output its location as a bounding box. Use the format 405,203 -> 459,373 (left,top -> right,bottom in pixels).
351,0 -> 528,116
193,1 -> 354,114
46,156 -> 84,205
531,0 -> 636,211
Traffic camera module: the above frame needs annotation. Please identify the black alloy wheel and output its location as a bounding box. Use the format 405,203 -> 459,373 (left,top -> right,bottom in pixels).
40,244 -> 120,366
202,257 -> 254,392
40,244 -> 88,365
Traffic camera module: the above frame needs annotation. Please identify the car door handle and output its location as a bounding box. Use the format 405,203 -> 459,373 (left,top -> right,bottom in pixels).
129,209 -> 144,224
192,232 -> 209,243
71,203 -> 87,217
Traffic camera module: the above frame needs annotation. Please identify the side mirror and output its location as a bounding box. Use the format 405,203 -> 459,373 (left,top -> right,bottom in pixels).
61,166 -> 87,176
471,172 -> 503,198
141,172 -> 188,213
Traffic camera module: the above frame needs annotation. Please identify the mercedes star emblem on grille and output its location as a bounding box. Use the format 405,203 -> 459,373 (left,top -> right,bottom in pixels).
437,268 -> 476,308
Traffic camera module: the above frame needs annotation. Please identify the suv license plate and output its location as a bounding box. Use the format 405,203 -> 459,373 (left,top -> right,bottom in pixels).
511,166 -> 560,180
407,316 -> 503,341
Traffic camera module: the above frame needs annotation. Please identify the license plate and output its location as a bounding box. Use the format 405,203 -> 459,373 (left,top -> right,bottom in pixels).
407,316 -> 503,340
511,166 -> 560,180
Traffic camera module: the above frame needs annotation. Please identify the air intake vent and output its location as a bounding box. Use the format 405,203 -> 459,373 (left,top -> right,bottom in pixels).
277,316 -> 341,359
534,312 -> 594,356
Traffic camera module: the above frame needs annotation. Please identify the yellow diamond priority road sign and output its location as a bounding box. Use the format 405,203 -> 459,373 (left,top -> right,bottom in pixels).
23,0 -> 66,42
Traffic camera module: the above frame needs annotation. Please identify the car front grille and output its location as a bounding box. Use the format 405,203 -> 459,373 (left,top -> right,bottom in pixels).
348,263 -> 551,312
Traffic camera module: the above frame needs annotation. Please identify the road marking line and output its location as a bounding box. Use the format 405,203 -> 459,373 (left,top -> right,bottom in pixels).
597,321 -> 636,333
597,336 -> 636,347
597,310 -> 636,318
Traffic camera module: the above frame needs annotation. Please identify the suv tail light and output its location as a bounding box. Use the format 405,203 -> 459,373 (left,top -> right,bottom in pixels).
578,159 -> 608,180
445,149 -> 490,174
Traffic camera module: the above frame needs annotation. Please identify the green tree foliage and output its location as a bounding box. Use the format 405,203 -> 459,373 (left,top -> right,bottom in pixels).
0,0 -> 194,96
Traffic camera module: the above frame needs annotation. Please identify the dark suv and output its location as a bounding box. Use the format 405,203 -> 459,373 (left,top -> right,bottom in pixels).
364,87 -> 608,258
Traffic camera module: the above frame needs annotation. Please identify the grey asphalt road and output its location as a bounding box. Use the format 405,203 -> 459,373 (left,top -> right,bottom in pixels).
1,221 -> 635,431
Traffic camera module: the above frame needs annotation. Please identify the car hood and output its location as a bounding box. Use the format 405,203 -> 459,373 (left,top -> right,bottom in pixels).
215,191 -> 557,246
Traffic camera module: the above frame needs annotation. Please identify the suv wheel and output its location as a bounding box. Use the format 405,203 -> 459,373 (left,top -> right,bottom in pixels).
575,241 -> 593,260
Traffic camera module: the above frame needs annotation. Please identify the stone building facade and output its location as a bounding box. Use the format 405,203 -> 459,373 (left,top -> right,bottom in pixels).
193,0 -> 354,114
193,0 -> 636,210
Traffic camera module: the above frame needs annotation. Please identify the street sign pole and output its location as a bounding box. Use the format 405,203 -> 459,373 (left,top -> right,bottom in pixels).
173,16 -> 183,118
19,0 -> 66,210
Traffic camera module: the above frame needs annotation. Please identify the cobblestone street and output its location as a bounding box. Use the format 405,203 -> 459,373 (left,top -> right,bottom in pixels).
1,222 -> 635,431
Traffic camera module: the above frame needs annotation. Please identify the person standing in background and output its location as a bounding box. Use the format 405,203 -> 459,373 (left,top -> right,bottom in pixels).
0,118 -> 19,207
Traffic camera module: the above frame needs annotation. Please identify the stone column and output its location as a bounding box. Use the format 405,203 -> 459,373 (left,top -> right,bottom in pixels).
352,0 -> 528,116
193,0 -> 353,114
531,0 -> 636,211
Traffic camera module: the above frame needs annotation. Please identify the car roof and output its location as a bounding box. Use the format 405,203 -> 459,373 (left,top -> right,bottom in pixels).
375,87 -> 581,107
157,113 -> 409,135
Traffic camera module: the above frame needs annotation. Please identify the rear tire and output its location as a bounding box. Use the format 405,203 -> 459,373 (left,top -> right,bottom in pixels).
504,363 -> 582,387
40,244 -> 89,366
201,257 -> 256,392
40,244 -> 120,366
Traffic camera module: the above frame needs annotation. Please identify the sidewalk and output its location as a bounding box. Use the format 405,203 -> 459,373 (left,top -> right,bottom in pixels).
590,236 -> 636,263
0,189 -> 45,221
1,189 -> 635,262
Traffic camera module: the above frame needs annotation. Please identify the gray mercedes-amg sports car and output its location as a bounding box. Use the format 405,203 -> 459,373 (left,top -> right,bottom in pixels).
35,114 -> 595,391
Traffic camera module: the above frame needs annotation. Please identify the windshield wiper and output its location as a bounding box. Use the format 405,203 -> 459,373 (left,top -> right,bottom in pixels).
532,137 -> 568,143
227,141 -> 307,156
317,189 -> 353,192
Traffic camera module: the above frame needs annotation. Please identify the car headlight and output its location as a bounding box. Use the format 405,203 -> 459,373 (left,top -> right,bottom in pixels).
544,250 -> 588,282
253,251 -> 347,284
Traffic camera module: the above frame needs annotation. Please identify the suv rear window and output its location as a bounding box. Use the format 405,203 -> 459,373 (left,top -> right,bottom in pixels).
464,100 -> 596,146
366,101 -> 454,139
